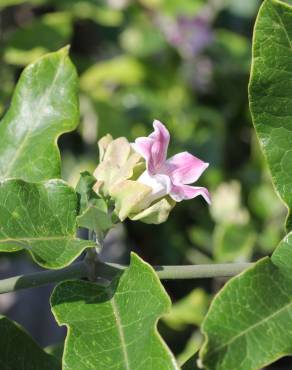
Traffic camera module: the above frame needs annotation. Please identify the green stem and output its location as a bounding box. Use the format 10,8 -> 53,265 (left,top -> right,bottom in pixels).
0,261 -> 253,294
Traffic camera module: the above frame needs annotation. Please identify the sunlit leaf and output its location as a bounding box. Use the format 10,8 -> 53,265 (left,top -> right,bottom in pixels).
200,232 -> 292,370
0,179 -> 94,269
51,253 -> 179,370
0,48 -> 79,182
249,0 -> 292,231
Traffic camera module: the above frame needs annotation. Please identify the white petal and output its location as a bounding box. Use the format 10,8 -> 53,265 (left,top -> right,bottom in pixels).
137,170 -> 171,204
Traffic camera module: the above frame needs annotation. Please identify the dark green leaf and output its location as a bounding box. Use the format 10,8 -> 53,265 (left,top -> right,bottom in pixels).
249,0 -> 292,231
51,253 -> 179,370
4,13 -> 72,66
0,179 -> 94,269
0,48 -> 79,182
0,315 -> 60,370
181,353 -> 200,370
200,232 -> 292,370
45,343 -> 64,361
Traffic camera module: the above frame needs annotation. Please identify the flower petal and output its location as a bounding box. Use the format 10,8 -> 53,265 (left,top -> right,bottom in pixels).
170,184 -> 211,203
132,120 -> 170,174
149,120 -> 170,171
131,137 -> 153,165
162,151 -> 209,185
138,170 -> 172,204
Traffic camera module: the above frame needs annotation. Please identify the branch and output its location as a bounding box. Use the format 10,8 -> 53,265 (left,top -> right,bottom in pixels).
0,260 -> 253,294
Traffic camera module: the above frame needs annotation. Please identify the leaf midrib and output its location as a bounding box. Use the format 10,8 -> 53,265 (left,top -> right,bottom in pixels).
110,290 -> 131,370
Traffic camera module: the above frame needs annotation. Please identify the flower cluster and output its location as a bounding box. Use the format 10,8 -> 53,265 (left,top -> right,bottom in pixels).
93,120 -> 210,224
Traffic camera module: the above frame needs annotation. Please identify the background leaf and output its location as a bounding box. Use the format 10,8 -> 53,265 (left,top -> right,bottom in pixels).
0,315 -> 60,370
163,288 -> 209,330
181,353 -> 200,370
0,179 -> 94,269
213,223 -> 255,262
200,232 -> 292,370
0,47 -> 79,182
51,253 -> 179,370
249,0 -> 292,231
3,12 -> 72,66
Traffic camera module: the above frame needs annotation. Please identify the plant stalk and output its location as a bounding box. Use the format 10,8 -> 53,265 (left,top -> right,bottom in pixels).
0,261 -> 253,294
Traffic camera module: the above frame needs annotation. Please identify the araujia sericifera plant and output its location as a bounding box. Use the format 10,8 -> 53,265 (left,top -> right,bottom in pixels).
0,1 -> 292,369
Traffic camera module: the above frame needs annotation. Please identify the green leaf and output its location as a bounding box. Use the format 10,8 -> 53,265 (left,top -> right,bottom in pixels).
75,171 -> 114,232
4,13 -> 72,66
249,0 -> 292,231
213,223 -> 255,262
80,56 -> 144,100
0,315 -> 60,370
45,343 -> 64,361
163,288 -> 209,330
75,171 -> 97,214
51,253 -> 179,370
77,199 -> 114,233
0,47 -> 79,183
181,353 -> 200,370
200,232 -> 292,370
0,0 -> 46,8
0,179 -> 94,269
178,333 -> 202,369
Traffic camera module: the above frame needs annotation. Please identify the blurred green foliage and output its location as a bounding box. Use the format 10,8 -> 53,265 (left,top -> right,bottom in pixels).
0,0 -> 286,363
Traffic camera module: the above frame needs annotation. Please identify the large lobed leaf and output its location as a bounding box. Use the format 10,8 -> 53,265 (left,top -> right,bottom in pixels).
51,253 -> 179,370
200,2 -> 292,368
200,232 -> 292,370
0,179 -> 94,269
0,47 -> 79,183
249,0 -> 292,231
0,315 -> 60,370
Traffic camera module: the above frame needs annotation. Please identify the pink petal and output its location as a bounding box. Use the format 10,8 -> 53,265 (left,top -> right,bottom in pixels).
170,184 -> 211,203
132,120 -> 170,174
149,120 -> 169,172
149,120 -> 170,172
162,152 -> 209,185
132,137 -> 154,170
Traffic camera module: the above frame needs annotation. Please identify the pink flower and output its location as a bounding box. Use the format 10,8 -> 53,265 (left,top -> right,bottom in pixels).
132,120 -> 211,204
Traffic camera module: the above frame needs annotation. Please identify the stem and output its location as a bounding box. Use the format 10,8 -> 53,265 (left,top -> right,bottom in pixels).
85,231 -> 103,281
0,261 -> 253,295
